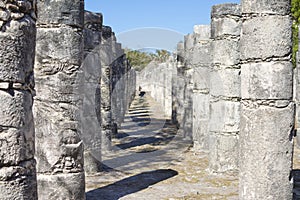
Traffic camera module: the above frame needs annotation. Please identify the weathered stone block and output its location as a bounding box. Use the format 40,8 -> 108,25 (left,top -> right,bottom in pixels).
241,61 -> 293,100
211,3 -> 241,18
193,67 -> 210,92
209,133 -> 239,172
34,72 -> 81,103
0,160 -> 37,199
184,33 -> 195,51
35,27 -> 83,68
34,102 -> 83,173
0,18 -> 36,83
193,93 -> 210,149
37,173 -> 85,200
191,42 -> 211,66
210,68 -> 240,98
211,18 -> 241,38
209,100 -> 240,133
84,11 -> 103,31
294,66 -> 300,101
193,25 -> 210,40
0,128 -> 34,167
212,39 -> 240,66
0,90 -> 33,128
241,0 -> 291,15
37,0 -> 84,28
84,29 -> 101,52
240,16 -> 292,61
239,101 -> 294,200
100,44 -> 113,66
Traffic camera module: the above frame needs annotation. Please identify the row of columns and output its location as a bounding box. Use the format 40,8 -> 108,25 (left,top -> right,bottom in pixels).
175,1 -> 295,199
0,0 -> 136,199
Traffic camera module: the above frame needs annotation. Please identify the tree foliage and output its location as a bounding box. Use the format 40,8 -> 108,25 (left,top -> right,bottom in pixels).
125,49 -> 170,71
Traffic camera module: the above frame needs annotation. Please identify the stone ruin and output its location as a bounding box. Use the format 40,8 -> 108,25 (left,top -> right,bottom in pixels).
0,0 -> 136,199
138,0 -> 297,199
0,0 -> 298,199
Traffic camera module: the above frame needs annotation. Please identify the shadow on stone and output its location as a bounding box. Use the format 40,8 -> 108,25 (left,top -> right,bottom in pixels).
86,169 -> 178,200
116,135 -> 175,149
293,169 -> 300,199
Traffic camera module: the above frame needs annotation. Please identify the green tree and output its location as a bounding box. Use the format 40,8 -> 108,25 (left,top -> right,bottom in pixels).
124,48 -> 170,71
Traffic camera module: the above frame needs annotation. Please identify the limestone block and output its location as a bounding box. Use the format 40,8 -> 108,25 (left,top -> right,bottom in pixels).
241,61 -> 293,100
241,0 -> 291,15
177,42 -> 184,60
193,25 -> 210,40
209,100 -> 240,133
184,33 -> 194,51
193,93 -> 210,149
0,127 -> 35,167
211,3 -> 241,18
37,0 -> 84,27
0,17 -> 36,83
84,29 -> 101,51
210,68 -> 240,98
102,26 -> 112,40
191,42 -> 211,66
240,16 -> 292,61
34,72 -> 81,103
35,27 -> 83,67
81,53 -> 101,83
0,90 -> 33,128
37,173 -> 85,200
294,66 -> 300,101
212,39 -> 240,66
209,133 -> 239,172
34,102 -> 84,173
211,17 -> 241,38
0,160 -> 37,199
193,66 -> 210,92
84,11 -> 103,31
239,101 -> 294,200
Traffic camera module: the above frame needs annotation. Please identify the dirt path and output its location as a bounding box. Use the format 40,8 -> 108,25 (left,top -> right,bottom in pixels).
85,94 -> 240,199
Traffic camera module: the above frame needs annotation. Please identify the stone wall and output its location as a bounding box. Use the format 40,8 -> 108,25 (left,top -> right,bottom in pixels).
0,0 -> 38,199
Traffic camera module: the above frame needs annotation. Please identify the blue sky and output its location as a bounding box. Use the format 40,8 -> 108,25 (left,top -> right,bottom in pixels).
85,1 -> 240,51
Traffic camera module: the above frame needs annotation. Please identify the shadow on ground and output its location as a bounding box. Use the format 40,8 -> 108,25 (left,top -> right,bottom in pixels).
86,169 -> 178,200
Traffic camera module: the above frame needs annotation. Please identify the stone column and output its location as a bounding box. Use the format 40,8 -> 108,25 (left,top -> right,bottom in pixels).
100,25 -> 113,152
0,1 -> 37,199
295,27 -> 300,147
82,10 -> 102,174
172,42 -> 185,127
209,4 -> 241,173
182,34 -> 195,139
239,1 -> 294,199
192,25 -> 211,151
34,0 -> 85,199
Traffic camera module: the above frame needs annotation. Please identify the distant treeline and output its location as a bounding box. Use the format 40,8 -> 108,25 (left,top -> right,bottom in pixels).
125,49 -> 170,71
